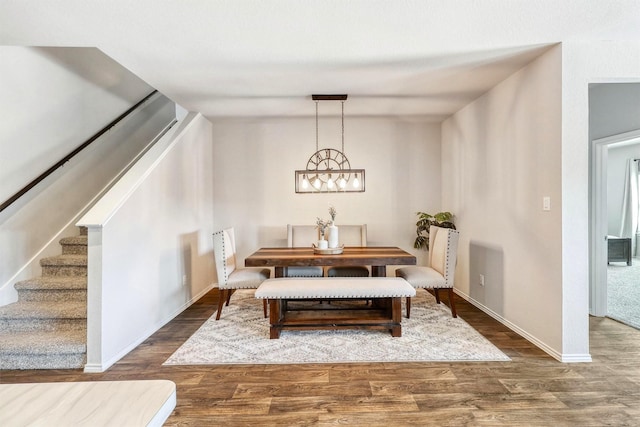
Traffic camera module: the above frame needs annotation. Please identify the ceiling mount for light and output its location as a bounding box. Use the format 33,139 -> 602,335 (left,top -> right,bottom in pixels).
311,94 -> 348,101
295,94 -> 365,193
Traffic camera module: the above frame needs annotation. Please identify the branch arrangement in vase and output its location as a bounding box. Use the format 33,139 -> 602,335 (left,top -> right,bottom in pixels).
316,217 -> 329,239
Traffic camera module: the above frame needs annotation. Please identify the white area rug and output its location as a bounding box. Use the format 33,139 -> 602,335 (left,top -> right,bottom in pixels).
608,260 -> 640,330
164,289 -> 510,365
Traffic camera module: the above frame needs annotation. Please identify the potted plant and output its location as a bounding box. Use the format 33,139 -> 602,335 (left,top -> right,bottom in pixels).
414,211 -> 456,250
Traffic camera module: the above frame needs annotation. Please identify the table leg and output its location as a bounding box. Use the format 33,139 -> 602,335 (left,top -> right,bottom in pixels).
371,265 -> 386,277
275,267 -> 286,278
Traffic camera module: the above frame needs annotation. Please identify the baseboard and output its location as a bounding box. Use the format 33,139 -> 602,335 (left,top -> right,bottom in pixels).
83,283 -> 214,373
455,289 -> 592,363
560,353 -> 592,363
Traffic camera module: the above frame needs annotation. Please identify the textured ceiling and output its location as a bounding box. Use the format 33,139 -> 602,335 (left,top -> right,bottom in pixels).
2,1 -> 640,120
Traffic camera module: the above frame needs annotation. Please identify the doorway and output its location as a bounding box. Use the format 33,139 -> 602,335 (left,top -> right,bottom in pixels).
591,130 -> 640,326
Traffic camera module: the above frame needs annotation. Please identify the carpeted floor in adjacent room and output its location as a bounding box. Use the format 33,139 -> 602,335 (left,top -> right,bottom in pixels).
608,259 -> 640,330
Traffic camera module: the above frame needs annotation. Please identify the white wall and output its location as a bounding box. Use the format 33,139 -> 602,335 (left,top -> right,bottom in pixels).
590,83 -> 640,141
564,41 -> 640,360
588,83 -> 640,236
0,47 -> 153,202
210,114 -> 442,269
442,46 -> 564,358
0,47 -> 169,306
80,113 -> 215,372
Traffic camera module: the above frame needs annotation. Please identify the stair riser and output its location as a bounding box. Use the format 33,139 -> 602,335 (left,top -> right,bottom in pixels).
0,353 -> 85,370
17,290 -> 87,302
61,245 -> 87,255
0,319 -> 86,332
42,266 -> 87,277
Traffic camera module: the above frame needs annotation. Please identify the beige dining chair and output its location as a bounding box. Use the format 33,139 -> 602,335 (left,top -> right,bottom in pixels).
213,228 -> 271,320
285,224 -> 325,277
326,224 -> 370,277
395,225 -> 460,318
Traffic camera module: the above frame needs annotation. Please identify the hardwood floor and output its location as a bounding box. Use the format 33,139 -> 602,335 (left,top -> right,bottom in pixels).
2,290 -> 640,426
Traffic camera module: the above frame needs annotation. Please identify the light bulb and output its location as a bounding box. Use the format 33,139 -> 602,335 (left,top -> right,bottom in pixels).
338,175 -> 347,189
353,173 -> 360,188
302,174 -> 309,189
327,175 -> 334,189
313,177 -> 322,189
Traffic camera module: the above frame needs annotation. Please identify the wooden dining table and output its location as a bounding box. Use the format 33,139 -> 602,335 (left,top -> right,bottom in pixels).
244,246 -> 416,277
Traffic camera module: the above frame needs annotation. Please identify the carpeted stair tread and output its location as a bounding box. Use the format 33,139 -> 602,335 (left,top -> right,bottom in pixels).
0,330 -> 86,354
40,254 -> 87,267
0,301 -> 86,320
59,235 -> 87,246
2,228 -> 88,369
59,236 -> 88,254
15,276 -> 87,291
0,330 -> 86,369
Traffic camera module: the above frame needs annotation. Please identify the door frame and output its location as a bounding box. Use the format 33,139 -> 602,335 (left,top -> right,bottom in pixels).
591,129 -> 640,316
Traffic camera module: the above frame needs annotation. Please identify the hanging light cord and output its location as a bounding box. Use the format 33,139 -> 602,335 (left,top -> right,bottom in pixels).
315,101 -> 320,165
341,101 -> 345,155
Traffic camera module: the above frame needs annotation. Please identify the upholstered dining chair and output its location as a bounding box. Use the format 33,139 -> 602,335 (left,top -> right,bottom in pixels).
395,225 -> 460,318
326,224 -> 370,277
286,224 -> 324,277
213,228 -> 271,320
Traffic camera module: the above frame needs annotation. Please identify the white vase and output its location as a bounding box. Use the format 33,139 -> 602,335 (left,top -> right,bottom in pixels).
327,222 -> 339,248
317,238 -> 328,249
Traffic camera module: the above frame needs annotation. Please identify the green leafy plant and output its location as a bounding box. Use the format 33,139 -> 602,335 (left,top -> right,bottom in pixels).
414,211 -> 456,250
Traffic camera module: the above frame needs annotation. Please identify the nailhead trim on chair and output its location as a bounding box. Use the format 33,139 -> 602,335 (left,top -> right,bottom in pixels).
213,228 -> 270,320
220,230 -> 229,284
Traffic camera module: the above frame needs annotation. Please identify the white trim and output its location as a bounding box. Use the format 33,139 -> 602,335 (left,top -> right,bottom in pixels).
590,129 -> 640,316
455,289 -> 592,363
77,114 -> 198,228
560,353 -> 594,363
83,283 -> 214,373
82,363 -> 107,374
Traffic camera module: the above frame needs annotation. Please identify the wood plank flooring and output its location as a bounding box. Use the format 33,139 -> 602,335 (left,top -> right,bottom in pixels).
2,290 -> 640,426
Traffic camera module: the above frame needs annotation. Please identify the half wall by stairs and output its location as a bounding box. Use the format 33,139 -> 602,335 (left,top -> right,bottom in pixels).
0,229 -> 87,370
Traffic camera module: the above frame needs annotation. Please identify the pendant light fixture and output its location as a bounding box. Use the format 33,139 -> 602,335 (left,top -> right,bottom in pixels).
295,94 -> 365,193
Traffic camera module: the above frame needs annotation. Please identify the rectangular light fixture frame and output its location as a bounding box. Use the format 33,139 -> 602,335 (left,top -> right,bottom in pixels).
295,169 -> 365,193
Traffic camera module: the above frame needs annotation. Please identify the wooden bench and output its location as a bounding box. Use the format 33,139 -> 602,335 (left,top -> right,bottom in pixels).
255,277 -> 416,339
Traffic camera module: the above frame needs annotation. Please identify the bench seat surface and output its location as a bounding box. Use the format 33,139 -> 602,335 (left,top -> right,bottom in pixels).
255,277 -> 416,299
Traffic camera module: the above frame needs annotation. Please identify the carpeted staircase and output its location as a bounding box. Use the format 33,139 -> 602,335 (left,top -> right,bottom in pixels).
0,228 -> 87,370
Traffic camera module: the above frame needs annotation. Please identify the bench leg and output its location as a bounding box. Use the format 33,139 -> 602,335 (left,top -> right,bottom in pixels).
391,297 -> 402,337
269,299 -> 283,339
406,297 -> 411,319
